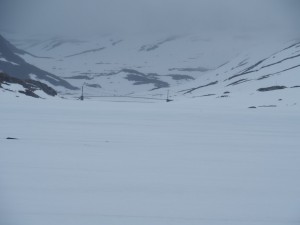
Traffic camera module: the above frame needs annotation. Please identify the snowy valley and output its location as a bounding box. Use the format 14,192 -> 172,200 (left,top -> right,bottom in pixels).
1,20 -> 300,225
1,32 -> 299,108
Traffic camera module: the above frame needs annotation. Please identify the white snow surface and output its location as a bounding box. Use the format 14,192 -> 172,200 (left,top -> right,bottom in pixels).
0,96 -> 300,225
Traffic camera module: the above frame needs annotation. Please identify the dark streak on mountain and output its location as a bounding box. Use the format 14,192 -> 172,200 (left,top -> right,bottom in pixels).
242,59 -> 267,73
226,70 -> 255,81
226,58 -> 267,81
226,79 -> 250,86
258,64 -> 300,80
44,39 -> 85,51
169,67 -> 209,72
166,74 -> 194,80
65,47 -> 106,58
65,75 -> 93,80
257,86 -> 287,92
180,81 -> 218,94
140,36 -> 178,52
261,54 -> 300,69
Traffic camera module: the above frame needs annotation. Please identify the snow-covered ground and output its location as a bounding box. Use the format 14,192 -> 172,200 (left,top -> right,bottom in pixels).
1,96 -> 299,225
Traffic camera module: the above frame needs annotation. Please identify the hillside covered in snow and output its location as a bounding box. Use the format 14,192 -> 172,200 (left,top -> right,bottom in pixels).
0,32 -> 297,106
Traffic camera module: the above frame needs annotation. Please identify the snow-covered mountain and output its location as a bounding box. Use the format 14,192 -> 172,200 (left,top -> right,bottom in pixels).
0,34 -> 77,95
1,32 -> 300,107
7,33 -> 255,96
151,39 -> 300,108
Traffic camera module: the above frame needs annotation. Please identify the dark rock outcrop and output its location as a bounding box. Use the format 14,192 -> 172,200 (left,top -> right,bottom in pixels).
257,86 -> 287,92
0,72 -> 57,97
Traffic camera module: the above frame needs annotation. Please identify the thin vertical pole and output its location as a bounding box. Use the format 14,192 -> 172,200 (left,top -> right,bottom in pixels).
166,90 -> 172,102
80,85 -> 84,101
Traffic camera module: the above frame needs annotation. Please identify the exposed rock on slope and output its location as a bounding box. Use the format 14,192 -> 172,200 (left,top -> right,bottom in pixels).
0,34 -> 77,90
0,72 -> 57,98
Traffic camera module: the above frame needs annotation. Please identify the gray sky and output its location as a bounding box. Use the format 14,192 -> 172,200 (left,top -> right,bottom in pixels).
0,0 -> 298,36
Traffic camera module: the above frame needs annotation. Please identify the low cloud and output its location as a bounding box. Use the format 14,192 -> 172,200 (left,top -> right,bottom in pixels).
0,0 -> 298,36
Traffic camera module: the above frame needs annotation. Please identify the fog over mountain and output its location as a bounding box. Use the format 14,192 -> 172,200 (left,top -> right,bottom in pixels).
0,0 -> 299,36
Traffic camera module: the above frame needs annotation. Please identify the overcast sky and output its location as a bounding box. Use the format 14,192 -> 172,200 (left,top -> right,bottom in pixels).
0,0 -> 298,36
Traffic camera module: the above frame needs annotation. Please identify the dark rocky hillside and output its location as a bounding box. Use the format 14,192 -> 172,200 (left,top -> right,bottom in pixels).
0,72 -> 57,98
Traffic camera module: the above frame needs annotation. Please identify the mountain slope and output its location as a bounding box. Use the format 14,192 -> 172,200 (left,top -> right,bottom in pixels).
0,35 -> 77,91
0,72 -> 57,98
143,40 -> 300,108
9,33 -> 250,96
5,33 -> 300,107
